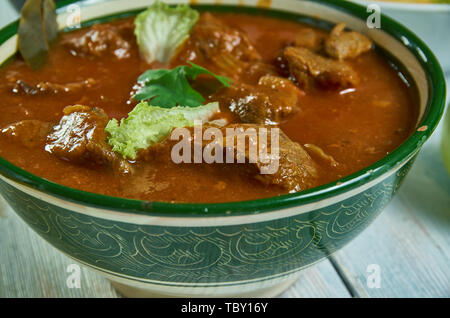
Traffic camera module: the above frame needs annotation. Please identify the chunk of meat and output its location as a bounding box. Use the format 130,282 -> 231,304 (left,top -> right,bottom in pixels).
219,124 -> 317,191
9,78 -> 97,96
294,27 -> 326,52
174,13 -> 262,80
212,75 -> 303,124
243,62 -> 279,83
1,120 -> 52,148
62,24 -> 131,59
45,105 -> 132,174
230,124 -> 318,191
325,23 -> 372,60
151,124 -> 318,192
284,46 -> 359,89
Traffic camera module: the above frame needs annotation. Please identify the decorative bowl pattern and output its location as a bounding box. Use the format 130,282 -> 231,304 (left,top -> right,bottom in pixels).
0,0 -> 446,297
0,164 -> 408,283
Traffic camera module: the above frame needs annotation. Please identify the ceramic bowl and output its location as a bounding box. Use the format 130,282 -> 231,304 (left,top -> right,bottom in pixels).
0,0 -> 446,297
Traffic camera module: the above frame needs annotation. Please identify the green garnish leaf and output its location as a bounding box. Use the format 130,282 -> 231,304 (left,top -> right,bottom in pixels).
18,0 -> 59,69
184,62 -> 232,87
106,101 -> 220,159
134,62 -> 232,108
134,1 -> 199,64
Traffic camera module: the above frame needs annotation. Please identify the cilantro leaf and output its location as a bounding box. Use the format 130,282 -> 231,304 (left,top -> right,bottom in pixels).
184,62 -> 232,87
134,62 -> 231,108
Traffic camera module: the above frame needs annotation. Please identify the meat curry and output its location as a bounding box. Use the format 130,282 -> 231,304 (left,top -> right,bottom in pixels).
0,6 -> 418,203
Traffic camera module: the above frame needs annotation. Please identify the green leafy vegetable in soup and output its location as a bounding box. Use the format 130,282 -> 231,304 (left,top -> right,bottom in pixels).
134,62 -> 231,107
106,102 -> 220,159
134,1 -> 199,64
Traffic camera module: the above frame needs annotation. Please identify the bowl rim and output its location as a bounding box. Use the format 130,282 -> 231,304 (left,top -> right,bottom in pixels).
0,0 -> 446,217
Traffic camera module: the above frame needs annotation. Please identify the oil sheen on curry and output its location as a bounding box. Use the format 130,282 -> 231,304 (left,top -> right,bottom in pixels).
0,4 -> 418,203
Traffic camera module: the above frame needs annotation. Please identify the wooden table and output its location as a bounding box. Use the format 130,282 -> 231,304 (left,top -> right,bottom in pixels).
0,2 -> 449,298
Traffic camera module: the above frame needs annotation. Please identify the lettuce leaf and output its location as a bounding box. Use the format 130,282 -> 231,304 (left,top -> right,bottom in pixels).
134,1 -> 199,64
105,101 -> 219,159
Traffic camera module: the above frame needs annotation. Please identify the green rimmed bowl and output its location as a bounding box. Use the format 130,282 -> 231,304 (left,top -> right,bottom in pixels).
0,0 -> 446,297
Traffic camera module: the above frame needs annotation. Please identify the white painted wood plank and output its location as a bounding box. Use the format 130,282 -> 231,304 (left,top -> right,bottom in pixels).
0,200 -> 121,298
280,261 -> 351,298
330,124 -> 450,298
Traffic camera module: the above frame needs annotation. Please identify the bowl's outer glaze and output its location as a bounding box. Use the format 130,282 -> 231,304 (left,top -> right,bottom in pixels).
0,158 -> 415,289
0,0 -> 446,296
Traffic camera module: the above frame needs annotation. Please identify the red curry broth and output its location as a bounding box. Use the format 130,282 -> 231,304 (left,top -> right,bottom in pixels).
0,13 -> 418,203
